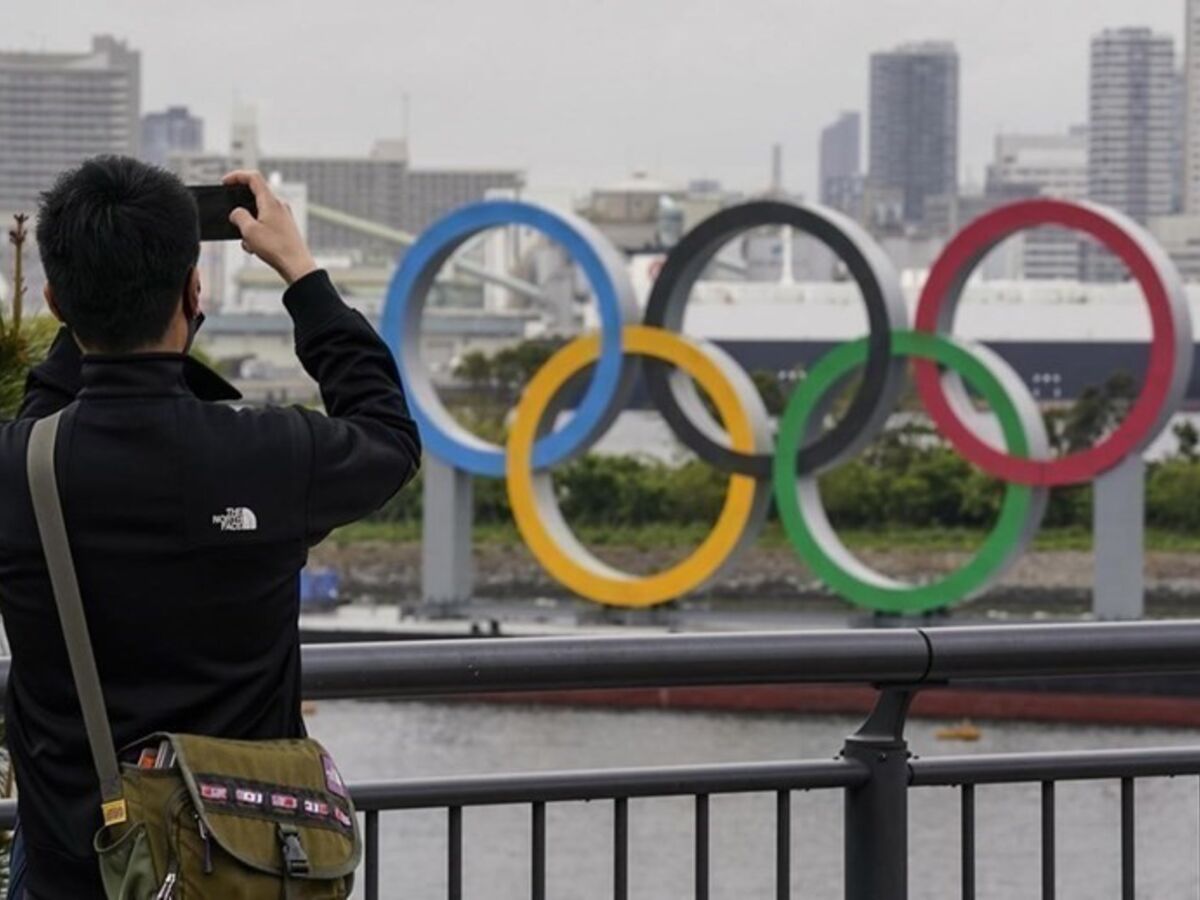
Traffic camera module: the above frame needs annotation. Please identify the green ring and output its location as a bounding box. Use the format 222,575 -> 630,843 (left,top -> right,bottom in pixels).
772,331 -> 1037,613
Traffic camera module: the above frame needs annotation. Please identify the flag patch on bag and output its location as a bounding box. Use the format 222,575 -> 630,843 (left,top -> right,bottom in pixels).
235,788 -> 264,806
200,783 -> 229,802
271,793 -> 299,811
303,798 -> 330,818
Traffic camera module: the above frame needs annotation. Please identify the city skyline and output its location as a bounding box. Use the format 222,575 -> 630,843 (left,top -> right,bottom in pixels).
2,0 -> 1186,201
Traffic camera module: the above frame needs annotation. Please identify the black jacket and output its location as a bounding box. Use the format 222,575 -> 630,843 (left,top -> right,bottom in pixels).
0,270 -> 421,898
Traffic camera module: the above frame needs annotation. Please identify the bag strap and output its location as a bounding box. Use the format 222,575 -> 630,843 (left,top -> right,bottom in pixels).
26,410 -> 127,826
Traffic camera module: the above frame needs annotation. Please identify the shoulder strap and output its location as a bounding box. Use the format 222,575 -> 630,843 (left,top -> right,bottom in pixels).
26,410 -> 127,825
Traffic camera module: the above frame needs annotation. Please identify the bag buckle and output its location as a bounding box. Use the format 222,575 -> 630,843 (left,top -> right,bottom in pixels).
278,824 -> 310,877
102,798 -> 127,826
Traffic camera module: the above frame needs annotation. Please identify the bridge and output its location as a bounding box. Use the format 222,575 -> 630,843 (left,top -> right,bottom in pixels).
3,620 -> 1196,899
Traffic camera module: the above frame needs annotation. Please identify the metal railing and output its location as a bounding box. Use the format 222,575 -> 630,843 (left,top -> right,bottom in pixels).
3,620 -> 1200,898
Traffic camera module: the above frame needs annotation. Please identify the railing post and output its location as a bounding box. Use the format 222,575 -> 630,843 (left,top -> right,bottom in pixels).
842,687 -> 915,900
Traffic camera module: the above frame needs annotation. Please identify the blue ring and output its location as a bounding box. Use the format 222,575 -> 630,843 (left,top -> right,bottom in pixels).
380,200 -> 635,478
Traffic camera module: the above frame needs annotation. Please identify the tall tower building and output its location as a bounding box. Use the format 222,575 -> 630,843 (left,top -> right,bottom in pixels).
868,42 -> 959,227
1088,28 -> 1175,223
1184,0 -> 1200,212
819,111 -> 862,216
0,36 -> 140,213
141,106 -> 204,168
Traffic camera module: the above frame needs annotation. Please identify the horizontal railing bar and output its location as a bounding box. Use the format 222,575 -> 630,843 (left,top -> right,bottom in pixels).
910,746 -> 1200,786
922,622 -> 1200,680
297,621 -> 1200,700
0,759 -> 862,829
298,631 -> 932,698
349,759 -> 867,810
1,745 -> 1186,828
1,622 -> 1198,706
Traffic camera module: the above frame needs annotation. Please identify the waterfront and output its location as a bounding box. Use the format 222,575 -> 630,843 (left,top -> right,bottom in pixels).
310,700 -> 1200,899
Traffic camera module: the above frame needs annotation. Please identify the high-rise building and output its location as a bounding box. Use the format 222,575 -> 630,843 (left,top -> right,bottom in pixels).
171,113 -> 523,261
986,128 -> 1089,279
1185,0 -> 1200,212
401,167 -> 526,236
818,111 -> 862,216
1171,67 -> 1186,214
257,152 -> 521,256
141,106 -> 204,168
0,35 -> 140,214
1088,27 -> 1175,279
257,142 -> 408,256
867,42 -> 959,227
1088,28 -> 1175,222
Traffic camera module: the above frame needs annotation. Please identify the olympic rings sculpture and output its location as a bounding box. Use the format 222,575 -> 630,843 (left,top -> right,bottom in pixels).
381,197 -> 1192,612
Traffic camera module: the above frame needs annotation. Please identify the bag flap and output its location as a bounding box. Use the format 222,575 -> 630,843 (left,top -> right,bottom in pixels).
164,733 -> 360,880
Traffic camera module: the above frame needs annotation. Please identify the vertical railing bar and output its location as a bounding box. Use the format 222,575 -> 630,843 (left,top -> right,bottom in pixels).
1121,778 -> 1135,900
961,784 -> 975,900
365,810 -> 380,900
695,793 -> 710,900
776,790 -> 790,900
448,805 -> 463,900
1041,781 -> 1055,900
532,801 -> 546,900
614,797 -> 628,900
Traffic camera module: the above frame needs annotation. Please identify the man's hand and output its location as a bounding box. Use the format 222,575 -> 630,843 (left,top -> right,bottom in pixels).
223,170 -> 319,285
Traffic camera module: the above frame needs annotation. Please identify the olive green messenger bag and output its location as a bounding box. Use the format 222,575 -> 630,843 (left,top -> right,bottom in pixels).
26,409 -> 362,899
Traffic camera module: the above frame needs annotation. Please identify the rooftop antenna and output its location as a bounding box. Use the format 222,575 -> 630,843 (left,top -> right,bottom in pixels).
771,142 -> 784,195
770,144 -> 794,285
402,91 -> 411,157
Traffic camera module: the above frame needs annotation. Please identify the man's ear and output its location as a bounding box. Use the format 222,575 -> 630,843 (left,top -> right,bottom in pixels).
43,284 -> 65,324
183,266 -> 201,320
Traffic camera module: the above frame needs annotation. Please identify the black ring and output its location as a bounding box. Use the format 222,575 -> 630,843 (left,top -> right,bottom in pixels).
642,200 -> 907,478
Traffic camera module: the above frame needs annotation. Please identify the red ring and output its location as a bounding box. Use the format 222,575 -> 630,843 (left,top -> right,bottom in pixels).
914,198 -> 1179,487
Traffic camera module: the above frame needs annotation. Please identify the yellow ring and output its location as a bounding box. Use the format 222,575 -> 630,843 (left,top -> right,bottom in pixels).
506,324 -> 761,607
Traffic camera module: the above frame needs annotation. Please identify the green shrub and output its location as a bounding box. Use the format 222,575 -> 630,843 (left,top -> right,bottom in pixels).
1147,459 -> 1200,531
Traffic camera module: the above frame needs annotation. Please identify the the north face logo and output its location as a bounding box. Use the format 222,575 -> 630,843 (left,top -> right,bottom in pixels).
212,507 -> 258,532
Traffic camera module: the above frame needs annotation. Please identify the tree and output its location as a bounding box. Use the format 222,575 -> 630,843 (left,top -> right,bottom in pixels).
0,215 -> 55,418
453,350 -> 493,392
490,340 -> 562,397
1058,370 -> 1137,453
750,370 -> 787,417
1174,419 -> 1199,461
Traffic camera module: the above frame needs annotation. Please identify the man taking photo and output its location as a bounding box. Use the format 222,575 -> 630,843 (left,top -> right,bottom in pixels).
0,156 -> 421,898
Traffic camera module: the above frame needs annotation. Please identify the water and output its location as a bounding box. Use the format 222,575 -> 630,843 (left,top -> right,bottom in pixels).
308,700 -> 1200,899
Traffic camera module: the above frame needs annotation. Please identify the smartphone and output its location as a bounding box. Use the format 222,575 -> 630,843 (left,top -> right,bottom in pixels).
188,184 -> 257,241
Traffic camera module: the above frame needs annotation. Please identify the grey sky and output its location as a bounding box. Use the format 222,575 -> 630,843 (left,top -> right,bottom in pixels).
4,0 -> 1188,201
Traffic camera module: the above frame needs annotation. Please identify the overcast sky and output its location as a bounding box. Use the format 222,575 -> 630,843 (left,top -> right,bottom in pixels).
3,0 -> 1188,202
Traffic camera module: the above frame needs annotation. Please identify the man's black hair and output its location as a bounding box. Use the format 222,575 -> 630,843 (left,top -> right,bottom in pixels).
36,156 -> 199,353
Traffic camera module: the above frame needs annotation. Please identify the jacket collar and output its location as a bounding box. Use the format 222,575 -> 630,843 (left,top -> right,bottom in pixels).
78,353 -> 242,401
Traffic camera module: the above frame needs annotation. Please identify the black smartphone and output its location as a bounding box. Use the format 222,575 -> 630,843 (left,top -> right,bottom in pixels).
188,184 -> 257,241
